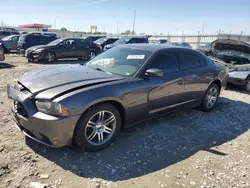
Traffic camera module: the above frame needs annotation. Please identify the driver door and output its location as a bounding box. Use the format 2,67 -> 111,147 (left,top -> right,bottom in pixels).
146,50 -> 187,114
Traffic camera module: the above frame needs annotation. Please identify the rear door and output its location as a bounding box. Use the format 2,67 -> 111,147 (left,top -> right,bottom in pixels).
180,49 -> 215,101
146,50 -> 187,113
75,39 -> 90,57
57,39 -> 78,58
7,35 -> 19,50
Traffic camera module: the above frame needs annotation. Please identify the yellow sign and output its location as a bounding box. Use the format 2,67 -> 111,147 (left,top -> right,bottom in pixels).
90,25 -> 97,30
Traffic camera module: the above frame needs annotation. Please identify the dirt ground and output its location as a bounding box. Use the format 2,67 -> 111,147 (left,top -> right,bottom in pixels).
0,54 -> 249,188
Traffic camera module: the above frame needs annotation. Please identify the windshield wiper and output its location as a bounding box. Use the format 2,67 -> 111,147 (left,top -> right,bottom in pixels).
95,67 -> 105,72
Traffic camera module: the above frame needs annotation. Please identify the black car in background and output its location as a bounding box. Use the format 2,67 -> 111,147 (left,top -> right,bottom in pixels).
103,36 -> 149,51
0,30 -> 19,40
94,37 -> 119,50
0,35 -> 20,53
17,32 -> 57,54
26,38 -> 102,62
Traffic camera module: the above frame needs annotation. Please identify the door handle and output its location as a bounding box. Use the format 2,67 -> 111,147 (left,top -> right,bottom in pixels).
206,72 -> 212,76
72,47 -> 76,50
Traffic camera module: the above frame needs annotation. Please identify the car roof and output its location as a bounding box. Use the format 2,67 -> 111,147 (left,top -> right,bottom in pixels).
117,43 -> 194,52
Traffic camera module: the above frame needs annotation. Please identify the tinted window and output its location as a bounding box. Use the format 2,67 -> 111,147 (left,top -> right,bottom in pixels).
41,36 -> 57,44
182,52 -> 201,70
26,35 -> 41,45
0,31 -> 10,36
136,38 -> 147,43
149,53 -> 179,73
129,38 -> 137,44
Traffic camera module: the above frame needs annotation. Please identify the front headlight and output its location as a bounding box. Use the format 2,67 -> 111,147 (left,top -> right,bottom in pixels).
33,48 -> 44,53
35,100 -> 69,116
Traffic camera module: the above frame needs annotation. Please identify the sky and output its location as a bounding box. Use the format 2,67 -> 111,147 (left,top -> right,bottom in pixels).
1,0 -> 250,35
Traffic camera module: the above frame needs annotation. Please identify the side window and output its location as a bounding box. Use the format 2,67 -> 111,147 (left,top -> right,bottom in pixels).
64,39 -> 76,46
182,52 -> 201,70
26,35 -> 38,44
128,38 -> 137,44
136,38 -> 147,43
10,36 -> 19,41
149,53 -> 180,73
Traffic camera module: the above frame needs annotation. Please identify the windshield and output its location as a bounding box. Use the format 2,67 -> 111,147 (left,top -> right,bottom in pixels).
86,47 -> 152,76
1,35 -> 13,41
94,37 -> 107,44
113,37 -> 131,45
47,39 -> 63,45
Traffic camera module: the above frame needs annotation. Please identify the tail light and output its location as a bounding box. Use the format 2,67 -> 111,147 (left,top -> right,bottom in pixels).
0,43 -> 2,48
97,44 -> 102,50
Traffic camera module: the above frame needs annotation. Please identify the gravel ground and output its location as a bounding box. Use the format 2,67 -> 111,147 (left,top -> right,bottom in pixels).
0,54 -> 249,188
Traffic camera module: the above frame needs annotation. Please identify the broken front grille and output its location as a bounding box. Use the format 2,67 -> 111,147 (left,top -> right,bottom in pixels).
14,101 -> 29,119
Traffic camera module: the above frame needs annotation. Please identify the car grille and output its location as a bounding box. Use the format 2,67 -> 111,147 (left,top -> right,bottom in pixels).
14,101 -> 29,119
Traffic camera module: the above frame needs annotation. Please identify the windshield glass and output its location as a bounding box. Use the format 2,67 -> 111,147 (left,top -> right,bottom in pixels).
86,47 -> 152,76
1,35 -> 13,41
113,37 -> 130,45
94,37 -> 107,44
47,39 -> 63,45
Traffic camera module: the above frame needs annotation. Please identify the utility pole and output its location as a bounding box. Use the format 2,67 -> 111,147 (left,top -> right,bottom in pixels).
201,21 -> 205,36
54,18 -> 56,29
117,21 -> 119,35
132,10 -> 136,35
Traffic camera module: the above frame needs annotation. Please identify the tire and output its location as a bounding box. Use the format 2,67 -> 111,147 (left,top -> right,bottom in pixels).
44,51 -> 56,63
200,83 -> 220,112
243,76 -> 250,92
74,104 -> 122,151
86,51 -> 96,60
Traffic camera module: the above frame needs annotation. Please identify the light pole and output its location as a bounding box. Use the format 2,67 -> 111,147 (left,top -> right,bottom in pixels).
117,21 -> 119,35
132,10 -> 136,35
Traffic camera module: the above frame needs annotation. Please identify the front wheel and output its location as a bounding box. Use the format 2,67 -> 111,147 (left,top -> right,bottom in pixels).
74,104 -> 121,151
200,83 -> 220,112
44,51 -> 56,63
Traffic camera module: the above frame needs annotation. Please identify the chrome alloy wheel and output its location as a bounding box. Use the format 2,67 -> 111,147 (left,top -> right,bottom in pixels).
205,86 -> 218,109
85,110 -> 116,146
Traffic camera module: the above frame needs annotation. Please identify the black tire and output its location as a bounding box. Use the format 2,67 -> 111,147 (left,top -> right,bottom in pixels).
243,76 -> 250,92
200,83 -> 220,112
86,51 -> 96,60
44,51 -> 56,63
74,104 -> 122,151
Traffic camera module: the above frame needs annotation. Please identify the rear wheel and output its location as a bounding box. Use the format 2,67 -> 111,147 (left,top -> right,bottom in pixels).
74,104 -> 121,151
200,83 -> 220,112
44,51 -> 56,63
87,51 -> 96,60
243,76 -> 250,92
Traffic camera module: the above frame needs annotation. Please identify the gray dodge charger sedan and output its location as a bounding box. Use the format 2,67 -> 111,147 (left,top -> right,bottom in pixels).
7,44 -> 229,151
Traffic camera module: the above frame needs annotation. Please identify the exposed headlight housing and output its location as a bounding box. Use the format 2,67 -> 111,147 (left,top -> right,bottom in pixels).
35,100 -> 69,116
33,48 -> 44,53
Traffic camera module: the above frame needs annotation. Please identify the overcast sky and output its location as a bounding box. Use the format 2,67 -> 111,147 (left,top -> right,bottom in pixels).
1,0 -> 250,35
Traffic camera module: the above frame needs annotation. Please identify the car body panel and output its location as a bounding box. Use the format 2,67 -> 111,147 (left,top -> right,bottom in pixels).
7,45 -> 229,147
0,43 -> 5,61
0,35 -> 20,52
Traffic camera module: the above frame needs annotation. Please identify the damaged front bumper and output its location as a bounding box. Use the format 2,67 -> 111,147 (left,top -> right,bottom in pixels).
7,84 -> 79,147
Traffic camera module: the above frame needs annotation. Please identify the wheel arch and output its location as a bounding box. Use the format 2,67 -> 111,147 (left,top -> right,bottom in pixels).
211,79 -> 222,91
72,99 -> 126,141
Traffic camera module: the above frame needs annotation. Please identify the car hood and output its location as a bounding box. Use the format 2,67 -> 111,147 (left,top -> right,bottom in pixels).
18,65 -> 124,96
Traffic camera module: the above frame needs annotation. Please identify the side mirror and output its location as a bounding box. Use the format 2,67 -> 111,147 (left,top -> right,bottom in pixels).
145,68 -> 163,77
